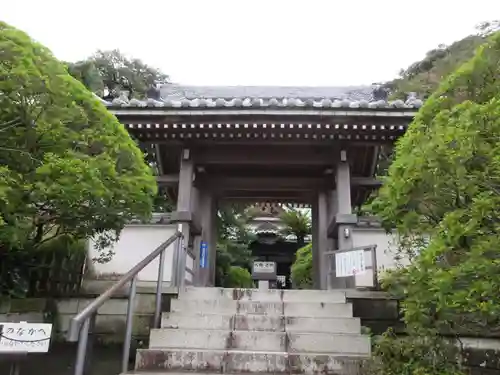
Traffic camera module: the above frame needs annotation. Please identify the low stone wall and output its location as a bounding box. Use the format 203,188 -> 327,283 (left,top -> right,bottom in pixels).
1,289 -> 499,375
0,284 -> 177,343
348,292 -> 500,374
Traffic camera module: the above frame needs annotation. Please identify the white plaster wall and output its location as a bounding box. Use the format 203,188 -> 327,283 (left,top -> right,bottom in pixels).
349,228 -> 411,288
352,228 -> 411,271
87,224 -> 178,284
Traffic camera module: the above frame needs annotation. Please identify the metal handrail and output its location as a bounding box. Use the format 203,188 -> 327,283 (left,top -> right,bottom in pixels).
67,231 -> 183,375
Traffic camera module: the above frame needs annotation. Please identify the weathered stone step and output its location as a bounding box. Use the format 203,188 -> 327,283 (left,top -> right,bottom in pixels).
179,287 -> 346,303
161,312 -> 361,333
149,329 -> 370,354
136,348 -> 367,373
170,299 -> 353,317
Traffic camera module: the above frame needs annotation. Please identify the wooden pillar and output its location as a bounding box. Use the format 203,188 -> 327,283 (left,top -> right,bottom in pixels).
317,191 -> 329,290
336,149 -> 354,251
327,189 -> 338,249
336,150 -> 352,216
334,149 -> 356,289
198,189 -> 216,287
209,199 -> 218,286
311,198 -> 320,289
191,187 -> 201,286
175,148 -> 194,287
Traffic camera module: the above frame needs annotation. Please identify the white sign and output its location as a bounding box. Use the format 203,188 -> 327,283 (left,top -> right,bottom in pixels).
0,322 -> 52,353
253,261 -> 276,273
335,250 -> 366,278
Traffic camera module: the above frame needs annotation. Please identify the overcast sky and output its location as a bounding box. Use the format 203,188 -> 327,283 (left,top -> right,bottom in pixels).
2,1 -> 499,86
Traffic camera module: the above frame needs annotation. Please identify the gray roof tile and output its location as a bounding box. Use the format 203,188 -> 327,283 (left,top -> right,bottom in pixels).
101,84 -> 423,109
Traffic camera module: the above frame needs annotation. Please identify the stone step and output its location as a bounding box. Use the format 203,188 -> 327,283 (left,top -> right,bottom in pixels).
161,312 -> 362,333
170,299 -> 353,317
179,287 -> 346,303
149,329 -> 371,354
136,348 -> 367,373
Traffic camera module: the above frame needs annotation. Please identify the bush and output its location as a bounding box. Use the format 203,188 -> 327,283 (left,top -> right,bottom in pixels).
225,266 -> 253,288
290,243 -> 312,289
0,21 -> 157,254
368,31 -> 500,375
0,235 -> 86,298
365,329 -> 463,375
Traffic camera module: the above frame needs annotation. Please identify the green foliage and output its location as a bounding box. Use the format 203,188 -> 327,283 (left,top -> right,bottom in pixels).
0,22 -> 156,255
66,49 -> 169,99
388,35 -> 485,100
366,329 -> 463,375
279,208 -> 311,246
369,31 -> 500,374
389,21 -> 499,101
224,266 -> 253,288
215,203 -> 255,287
290,243 -> 312,289
1,235 -> 86,298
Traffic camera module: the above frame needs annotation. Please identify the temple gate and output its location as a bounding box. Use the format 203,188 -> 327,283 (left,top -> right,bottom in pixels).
104,85 -> 420,289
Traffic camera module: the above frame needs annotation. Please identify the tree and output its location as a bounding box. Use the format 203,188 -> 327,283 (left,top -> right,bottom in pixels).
67,51 -> 172,214
67,49 -> 170,99
279,208 -> 311,247
0,22 -> 157,254
290,243 -> 313,289
369,31 -> 500,374
384,20 -> 500,100
224,266 -> 253,288
215,203 -> 255,287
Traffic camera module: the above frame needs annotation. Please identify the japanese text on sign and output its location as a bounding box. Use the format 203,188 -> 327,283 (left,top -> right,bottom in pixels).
335,250 -> 366,278
253,261 -> 275,273
200,242 -> 208,269
0,322 -> 52,353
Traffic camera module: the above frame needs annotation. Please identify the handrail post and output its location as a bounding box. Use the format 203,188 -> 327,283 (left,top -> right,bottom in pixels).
171,233 -> 181,287
122,275 -> 137,373
73,318 -> 90,375
67,231 -> 181,375
153,248 -> 166,328
179,236 -> 186,289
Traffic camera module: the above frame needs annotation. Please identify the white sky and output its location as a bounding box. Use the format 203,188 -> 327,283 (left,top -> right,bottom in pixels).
2,1 -> 499,86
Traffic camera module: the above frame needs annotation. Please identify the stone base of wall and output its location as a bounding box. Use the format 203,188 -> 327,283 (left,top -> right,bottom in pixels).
0,343 -> 125,375
1,289 -> 499,374
0,287 -> 176,344
349,295 -> 500,374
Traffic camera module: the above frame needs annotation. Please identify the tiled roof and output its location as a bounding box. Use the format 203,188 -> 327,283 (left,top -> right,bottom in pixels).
159,85 -> 374,100
254,221 -> 280,234
99,84 -> 423,109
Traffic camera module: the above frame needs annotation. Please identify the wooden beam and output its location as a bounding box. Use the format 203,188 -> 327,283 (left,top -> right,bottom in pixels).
156,174 -> 381,188
198,176 -> 330,192
156,174 -> 179,186
195,145 -> 335,166
112,108 -> 417,119
221,190 -> 311,200
350,177 -> 382,187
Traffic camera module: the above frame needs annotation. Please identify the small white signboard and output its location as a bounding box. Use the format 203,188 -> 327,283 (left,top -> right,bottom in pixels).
0,322 -> 52,353
335,250 -> 366,278
253,261 -> 275,273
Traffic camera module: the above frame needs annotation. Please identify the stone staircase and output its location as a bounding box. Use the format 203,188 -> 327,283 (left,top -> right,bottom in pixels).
133,287 -> 370,374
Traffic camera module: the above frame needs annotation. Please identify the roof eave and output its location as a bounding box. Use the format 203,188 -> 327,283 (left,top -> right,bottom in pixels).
109,107 -> 417,119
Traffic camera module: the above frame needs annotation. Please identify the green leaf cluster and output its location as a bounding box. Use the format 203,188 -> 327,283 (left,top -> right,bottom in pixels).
224,266 -> 253,288
215,203 -> 255,287
290,243 -> 312,289
0,22 -> 157,253
366,329 -> 463,375
279,208 -> 311,247
66,49 -> 170,99
369,31 -> 500,374
386,20 -> 499,101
